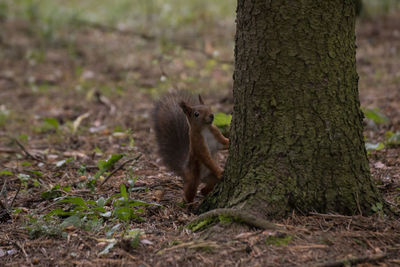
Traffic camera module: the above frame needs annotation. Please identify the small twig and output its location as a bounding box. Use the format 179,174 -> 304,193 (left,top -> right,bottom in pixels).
9,181 -> 22,208
188,208 -> 281,231
156,240 -> 220,255
289,244 -> 329,250
309,212 -> 353,219
12,138 -> 45,163
317,253 -> 387,267
14,241 -> 32,267
117,248 -> 138,261
98,154 -> 142,187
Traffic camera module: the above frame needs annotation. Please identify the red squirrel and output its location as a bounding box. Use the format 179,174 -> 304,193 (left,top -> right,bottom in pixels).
153,92 -> 229,203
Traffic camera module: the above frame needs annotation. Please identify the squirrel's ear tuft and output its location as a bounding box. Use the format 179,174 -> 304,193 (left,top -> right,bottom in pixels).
198,95 -> 204,105
179,101 -> 192,116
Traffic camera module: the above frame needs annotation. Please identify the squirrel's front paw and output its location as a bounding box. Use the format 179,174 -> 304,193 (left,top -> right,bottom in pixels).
224,138 -> 230,147
216,168 -> 224,179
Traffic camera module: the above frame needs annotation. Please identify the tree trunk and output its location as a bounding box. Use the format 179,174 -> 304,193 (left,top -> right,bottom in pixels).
199,0 -> 381,218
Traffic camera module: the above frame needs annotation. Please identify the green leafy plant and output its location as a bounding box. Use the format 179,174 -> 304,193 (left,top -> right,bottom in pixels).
45,184 -> 158,234
371,202 -> 384,218
213,112 -> 232,135
126,177 -> 147,193
113,125 -> 125,133
37,117 -> 59,133
24,215 -> 66,239
122,229 -> 142,249
29,170 -> 43,177
55,157 -> 74,167
365,142 -> 385,152
48,196 -> 108,218
0,170 -> 13,176
105,223 -> 122,238
18,133 -> 29,142
365,131 -> 400,153
94,154 -> 124,179
110,184 -> 156,221
372,202 -> 383,212
81,153 -> 124,191
77,165 -> 87,176
385,131 -> 400,146
214,112 -> 232,127
18,173 -> 40,189
46,196 -> 108,232
21,161 -> 33,167
129,136 -> 135,149
44,117 -> 59,129
362,107 -> 389,124
99,228 -> 142,255
41,184 -> 71,200
93,146 -> 103,154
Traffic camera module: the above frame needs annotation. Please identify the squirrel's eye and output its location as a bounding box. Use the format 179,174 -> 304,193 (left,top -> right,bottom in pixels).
194,111 -> 200,117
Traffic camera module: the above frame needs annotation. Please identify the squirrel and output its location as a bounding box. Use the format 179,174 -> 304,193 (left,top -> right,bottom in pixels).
153,92 -> 229,203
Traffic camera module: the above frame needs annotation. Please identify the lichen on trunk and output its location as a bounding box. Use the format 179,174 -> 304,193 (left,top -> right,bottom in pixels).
199,0 -> 382,218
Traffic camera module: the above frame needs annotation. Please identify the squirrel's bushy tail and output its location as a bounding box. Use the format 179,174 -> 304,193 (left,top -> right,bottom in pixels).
153,92 -> 199,176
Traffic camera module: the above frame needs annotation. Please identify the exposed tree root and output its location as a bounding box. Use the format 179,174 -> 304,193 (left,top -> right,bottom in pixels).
187,208 -> 281,231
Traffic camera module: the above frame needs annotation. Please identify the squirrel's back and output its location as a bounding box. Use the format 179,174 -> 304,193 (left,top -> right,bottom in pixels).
153,92 -> 200,176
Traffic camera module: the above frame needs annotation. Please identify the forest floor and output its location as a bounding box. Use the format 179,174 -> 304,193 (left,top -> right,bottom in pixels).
1,11 -> 400,267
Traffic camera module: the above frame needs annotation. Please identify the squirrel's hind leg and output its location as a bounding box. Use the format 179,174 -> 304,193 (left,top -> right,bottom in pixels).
183,169 -> 200,203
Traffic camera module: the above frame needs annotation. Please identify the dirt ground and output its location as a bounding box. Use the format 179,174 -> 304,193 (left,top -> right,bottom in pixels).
0,12 -> 400,267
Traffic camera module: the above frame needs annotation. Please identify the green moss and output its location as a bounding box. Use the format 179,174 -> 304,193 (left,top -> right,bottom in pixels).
187,213 -> 252,232
265,234 -> 292,246
218,214 -> 234,223
187,218 -> 216,232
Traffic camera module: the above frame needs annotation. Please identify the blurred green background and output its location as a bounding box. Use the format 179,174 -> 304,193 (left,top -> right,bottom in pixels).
1,0 -> 399,43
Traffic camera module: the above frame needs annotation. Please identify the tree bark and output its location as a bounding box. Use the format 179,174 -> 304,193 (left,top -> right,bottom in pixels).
199,0 -> 381,218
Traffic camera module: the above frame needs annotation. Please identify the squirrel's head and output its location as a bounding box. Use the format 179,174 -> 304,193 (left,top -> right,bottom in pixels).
179,95 -> 214,130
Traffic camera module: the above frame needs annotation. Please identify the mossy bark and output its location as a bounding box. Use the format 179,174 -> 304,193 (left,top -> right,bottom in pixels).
199,0 -> 381,218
